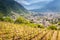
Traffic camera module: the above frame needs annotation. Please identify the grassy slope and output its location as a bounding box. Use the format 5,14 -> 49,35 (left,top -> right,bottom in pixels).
0,22 -> 60,40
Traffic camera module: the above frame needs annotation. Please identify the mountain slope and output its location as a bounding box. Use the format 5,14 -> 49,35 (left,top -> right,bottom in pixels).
46,0 -> 60,12
30,0 -> 60,12
0,0 -> 28,16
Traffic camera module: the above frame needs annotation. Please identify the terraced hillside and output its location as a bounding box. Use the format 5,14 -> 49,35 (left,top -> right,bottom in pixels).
0,22 -> 60,40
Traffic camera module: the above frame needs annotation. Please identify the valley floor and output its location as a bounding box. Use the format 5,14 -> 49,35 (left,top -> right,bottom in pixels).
0,22 -> 60,40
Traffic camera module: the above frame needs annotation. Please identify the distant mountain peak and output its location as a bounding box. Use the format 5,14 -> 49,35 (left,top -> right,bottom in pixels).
30,0 -> 60,12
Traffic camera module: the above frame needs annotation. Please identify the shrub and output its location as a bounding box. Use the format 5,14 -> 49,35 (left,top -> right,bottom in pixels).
3,17 -> 14,23
26,23 -> 37,28
15,16 -> 29,24
58,28 -> 60,30
47,25 -> 57,30
58,22 -> 60,25
37,24 -> 44,28
0,17 -> 4,21
30,19 -> 34,23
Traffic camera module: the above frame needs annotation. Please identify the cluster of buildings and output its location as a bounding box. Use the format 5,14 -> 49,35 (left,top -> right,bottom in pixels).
26,12 -> 60,27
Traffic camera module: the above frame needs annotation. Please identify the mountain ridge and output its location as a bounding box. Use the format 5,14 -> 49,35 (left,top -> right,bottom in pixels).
30,0 -> 60,12
0,0 -> 29,16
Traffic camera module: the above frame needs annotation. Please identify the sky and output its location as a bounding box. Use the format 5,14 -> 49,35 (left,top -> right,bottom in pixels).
15,0 -> 55,10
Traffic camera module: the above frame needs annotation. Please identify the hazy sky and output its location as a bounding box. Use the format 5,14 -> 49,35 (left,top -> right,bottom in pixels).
15,0 -> 54,10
